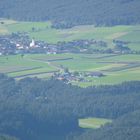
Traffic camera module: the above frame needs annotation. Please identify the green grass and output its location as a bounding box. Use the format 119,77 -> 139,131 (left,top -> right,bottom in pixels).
8,67 -> 55,77
53,59 -> 107,71
118,26 -> 140,42
0,19 -> 140,50
0,55 -> 56,78
81,71 -> 140,86
6,22 -> 51,32
101,54 -> 140,62
0,53 -> 140,86
79,118 -> 112,129
128,43 -> 140,51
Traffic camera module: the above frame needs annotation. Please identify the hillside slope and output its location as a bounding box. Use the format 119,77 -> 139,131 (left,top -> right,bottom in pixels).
0,0 -> 140,27
72,110 -> 140,140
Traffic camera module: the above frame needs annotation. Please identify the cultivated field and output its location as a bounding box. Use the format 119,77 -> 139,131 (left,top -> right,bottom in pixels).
0,55 -> 56,79
0,53 -> 140,87
79,118 -> 112,129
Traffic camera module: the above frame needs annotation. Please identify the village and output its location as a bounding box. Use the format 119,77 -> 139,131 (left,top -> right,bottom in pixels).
0,33 -> 133,84
0,33 -> 109,55
0,32 -> 133,56
53,67 -> 104,84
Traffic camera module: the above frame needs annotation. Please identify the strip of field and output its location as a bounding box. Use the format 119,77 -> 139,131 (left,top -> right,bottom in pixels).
6,66 -> 42,74
0,53 -> 140,87
79,118 -> 112,129
35,57 -> 73,62
13,71 -> 58,78
0,66 -> 40,73
82,54 -> 121,60
102,63 -> 140,72
8,67 -> 57,77
0,55 -> 57,79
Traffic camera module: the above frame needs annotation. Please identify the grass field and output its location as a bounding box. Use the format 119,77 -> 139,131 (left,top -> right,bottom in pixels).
0,53 -> 140,87
79,118 -> 112,129
0,19 -> 140,51
0,55 -> 57,79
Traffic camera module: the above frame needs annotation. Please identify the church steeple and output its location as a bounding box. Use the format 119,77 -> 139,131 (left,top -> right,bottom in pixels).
30,39 -> 35,47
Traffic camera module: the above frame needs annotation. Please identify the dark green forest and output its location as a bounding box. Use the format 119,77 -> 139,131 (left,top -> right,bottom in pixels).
0,0 -> 140,28
72,111 -> 140,140
0,73 -> 140,140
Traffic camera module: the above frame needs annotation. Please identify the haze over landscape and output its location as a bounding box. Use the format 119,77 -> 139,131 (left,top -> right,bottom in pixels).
0,0 -> 140,140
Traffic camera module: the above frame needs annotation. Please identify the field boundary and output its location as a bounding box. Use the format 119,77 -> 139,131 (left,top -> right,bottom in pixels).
13,70 -> 59,78
6,66 -> 42,74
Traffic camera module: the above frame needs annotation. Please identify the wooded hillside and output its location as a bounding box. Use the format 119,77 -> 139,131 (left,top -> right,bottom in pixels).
0,0 -> 140,27
0,74 -> 140,140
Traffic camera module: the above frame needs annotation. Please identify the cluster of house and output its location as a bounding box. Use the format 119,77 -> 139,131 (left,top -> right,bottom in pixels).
0,34 -> 58,55
54,70 -> 104,84
0,33 -> 109,55
113,39 -> 131,54
15,38 -> 108,54
0,33 -> 135,56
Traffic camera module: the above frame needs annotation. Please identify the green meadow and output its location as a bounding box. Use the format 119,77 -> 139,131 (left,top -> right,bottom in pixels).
79,118 -> 112,129
0,55 -> 56,79
0,19 -> 140,51
0,53 -> 140,87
